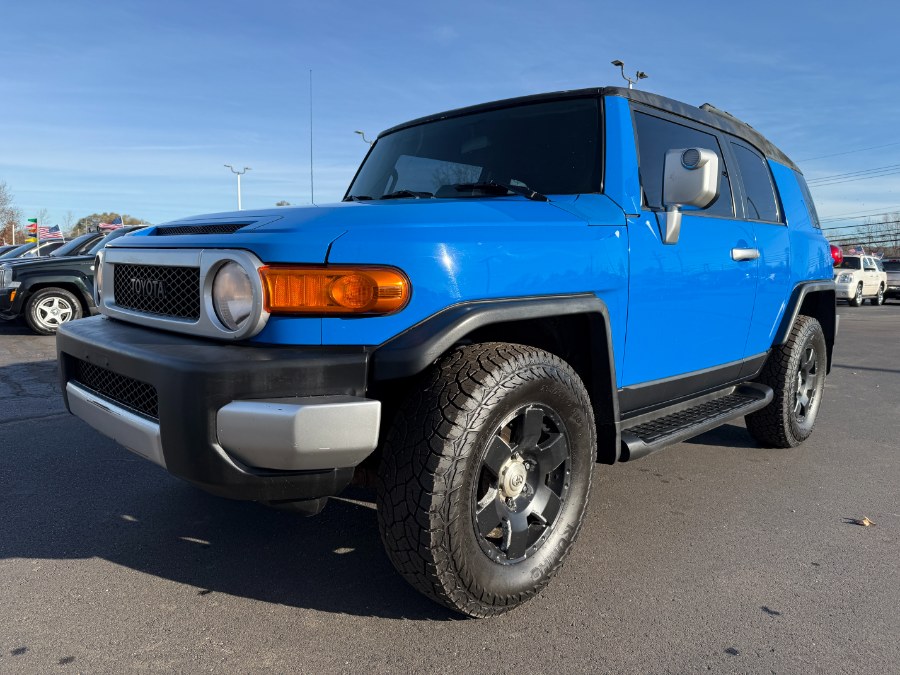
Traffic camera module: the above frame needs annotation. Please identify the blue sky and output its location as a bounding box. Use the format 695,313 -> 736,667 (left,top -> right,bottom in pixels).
2,0 -> 898,234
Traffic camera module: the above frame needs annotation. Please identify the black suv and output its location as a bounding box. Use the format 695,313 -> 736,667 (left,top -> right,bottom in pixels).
0,228 -> 142,334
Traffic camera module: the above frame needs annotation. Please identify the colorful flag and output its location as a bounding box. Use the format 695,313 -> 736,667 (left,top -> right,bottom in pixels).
38,224 -> 65,240
99,216 -> 124,230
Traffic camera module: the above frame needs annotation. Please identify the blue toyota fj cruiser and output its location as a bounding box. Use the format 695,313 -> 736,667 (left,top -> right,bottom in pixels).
58,87 -> 836,617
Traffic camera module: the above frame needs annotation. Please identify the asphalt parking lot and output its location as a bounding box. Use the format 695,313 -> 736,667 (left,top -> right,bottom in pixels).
1,305 -> 898,674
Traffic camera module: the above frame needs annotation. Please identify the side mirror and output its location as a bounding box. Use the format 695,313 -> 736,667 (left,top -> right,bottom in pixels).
660,148 -> 720,244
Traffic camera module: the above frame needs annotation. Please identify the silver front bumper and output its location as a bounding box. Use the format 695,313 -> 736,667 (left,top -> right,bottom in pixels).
67,383 -> 381,472
216,396 -> 381,471
67,382 -> 167,468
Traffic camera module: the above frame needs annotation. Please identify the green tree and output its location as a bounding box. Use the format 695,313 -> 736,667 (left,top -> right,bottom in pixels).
0,181 -> 23,245
71,212 -> 145,236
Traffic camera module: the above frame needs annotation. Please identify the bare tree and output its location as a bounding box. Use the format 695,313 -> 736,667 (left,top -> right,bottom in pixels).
0,181 -> 23,245
63,210 -> 75,235
860,212 -> 900,256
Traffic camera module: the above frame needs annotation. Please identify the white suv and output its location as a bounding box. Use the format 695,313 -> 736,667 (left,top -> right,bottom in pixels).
834,255 -> 888,306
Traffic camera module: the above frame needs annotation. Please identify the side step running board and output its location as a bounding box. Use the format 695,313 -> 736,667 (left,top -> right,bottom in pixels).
620,383 -> 773,461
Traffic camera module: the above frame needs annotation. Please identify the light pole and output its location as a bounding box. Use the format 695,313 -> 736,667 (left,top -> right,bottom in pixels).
611,60 -> 648,89
224,164 -> 251,210
354,130 -> 374,145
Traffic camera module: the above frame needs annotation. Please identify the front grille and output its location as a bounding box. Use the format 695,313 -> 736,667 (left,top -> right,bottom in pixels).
153,223 -> 247,236
113,264 -> 200,319
71,359 -> 159,420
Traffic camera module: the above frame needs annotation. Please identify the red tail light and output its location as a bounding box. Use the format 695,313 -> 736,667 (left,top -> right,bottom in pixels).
830,244 -> 843,266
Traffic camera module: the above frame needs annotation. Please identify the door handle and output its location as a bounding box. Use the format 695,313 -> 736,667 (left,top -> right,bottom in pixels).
731,247 -> 760,261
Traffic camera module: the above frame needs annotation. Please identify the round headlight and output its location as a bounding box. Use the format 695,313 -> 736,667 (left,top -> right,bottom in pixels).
212,261 -> 255,331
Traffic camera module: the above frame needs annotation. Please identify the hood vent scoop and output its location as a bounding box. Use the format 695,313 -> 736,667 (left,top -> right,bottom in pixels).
153,223 -> 248,236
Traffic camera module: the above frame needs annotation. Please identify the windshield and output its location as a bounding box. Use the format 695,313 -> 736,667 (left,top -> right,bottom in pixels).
87,227 -> 138,255
838,256 -> 861,269
50,233 -> 99,257
0,243 -> 35,259
346,97 -> 601,200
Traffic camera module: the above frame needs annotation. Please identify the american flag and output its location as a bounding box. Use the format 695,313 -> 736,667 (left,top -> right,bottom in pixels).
38,224 -> 65,240
99,216 -> 124,230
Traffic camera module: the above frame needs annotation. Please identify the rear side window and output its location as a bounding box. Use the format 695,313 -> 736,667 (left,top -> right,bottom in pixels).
633,111 -> 734,217
793,170 -> 821,229
731,142 -> 781,222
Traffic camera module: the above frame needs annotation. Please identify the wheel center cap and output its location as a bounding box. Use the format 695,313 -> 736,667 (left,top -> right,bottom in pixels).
499,459 -> 528,499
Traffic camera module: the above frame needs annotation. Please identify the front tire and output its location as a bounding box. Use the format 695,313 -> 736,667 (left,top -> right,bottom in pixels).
746,316 -> 827,448
24,288 -> 83,335
848,283 -> 864,307
376,343 -> 595,617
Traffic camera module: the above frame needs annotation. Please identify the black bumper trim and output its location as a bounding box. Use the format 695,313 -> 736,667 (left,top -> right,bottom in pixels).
58,315 -> 369,501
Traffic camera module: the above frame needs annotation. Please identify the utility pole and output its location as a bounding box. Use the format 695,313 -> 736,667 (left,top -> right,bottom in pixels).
309,69 -> 315,205
224,165 -> 251,210
611,60 -> 648,89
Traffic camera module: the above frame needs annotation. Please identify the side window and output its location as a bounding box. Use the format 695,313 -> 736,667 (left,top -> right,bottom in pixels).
731,142 -> 781,222
793,170 -> 821,229
633,111 -> 734,217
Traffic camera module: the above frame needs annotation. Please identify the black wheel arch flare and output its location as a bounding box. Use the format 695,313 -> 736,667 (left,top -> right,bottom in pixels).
774,280 -> 837,374
369,294 -> 622,463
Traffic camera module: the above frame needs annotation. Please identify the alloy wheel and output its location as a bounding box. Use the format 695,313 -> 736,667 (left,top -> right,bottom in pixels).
473,404 -> 571,563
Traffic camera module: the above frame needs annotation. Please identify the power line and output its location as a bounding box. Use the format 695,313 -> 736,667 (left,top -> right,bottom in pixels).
822,223 -> 887,233
820,206 -> 900,223
830,238 -> 900,248
828,230 -> 900,243
807,162 -> 900,184
809,171 -> 900,188
828,220 -> 900,235
797,140 -> 900,163
808,167 -> 900,188
822,220 -> 900,231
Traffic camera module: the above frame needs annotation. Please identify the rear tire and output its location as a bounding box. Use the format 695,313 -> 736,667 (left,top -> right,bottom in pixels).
376,343 -> 595,617
24,288 -> 83,335
746,316 -> 826,448
871,285 -> 885,306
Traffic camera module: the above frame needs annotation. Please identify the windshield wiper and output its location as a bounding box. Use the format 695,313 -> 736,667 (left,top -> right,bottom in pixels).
450,181 -> 548,202
344,195 -> 373,202
379,189 -> 435,200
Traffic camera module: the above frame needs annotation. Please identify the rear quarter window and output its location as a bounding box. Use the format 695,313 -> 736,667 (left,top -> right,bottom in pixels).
792,170 -> 821,229
731,142 -> 781,222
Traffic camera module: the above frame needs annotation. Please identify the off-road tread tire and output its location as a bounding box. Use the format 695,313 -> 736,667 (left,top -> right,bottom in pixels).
376,342 -> 595,618
24,287 -> 83,336
746,315 -> 826,448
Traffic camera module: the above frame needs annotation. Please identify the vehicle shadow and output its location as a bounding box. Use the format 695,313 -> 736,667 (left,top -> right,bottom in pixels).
0,317 -> 31,335
682,423 -> 759,449
0,359 -> 455,622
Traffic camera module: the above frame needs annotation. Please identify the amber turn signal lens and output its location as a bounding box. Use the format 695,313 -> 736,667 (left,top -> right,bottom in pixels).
260,265 -> 410,315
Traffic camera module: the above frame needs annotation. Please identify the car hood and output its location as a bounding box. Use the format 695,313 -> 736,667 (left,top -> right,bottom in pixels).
1,254 -> 93,273
108,198 -> 596,264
